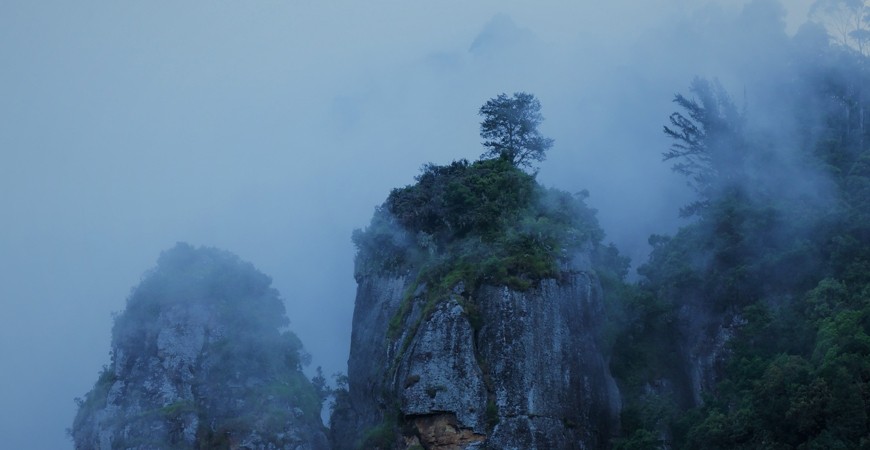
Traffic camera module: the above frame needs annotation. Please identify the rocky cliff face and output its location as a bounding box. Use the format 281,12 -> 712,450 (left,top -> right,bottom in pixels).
71,243 -> 329,450
332,253 -> 620,450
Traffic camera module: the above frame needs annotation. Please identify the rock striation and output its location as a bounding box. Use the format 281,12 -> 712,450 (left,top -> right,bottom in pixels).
71,243 -> 328,450
332,253 -> 620,449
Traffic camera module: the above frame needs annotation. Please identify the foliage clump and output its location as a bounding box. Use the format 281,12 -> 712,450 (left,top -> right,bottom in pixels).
353,157 -> 603,294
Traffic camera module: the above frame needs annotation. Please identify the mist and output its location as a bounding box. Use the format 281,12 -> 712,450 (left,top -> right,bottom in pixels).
0,0 -> 821,448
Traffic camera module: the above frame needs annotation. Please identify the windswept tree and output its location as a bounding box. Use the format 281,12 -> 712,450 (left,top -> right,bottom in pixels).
479,92 -> 554,169
663,78 -> 746,216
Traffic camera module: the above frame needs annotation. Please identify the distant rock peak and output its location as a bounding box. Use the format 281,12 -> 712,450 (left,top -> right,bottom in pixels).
71,244 -> 328,450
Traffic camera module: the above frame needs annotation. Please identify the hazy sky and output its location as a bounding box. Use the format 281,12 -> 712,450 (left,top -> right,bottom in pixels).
0,1 -> 816,448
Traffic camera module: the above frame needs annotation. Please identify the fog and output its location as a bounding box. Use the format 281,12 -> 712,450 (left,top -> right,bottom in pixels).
0,1 -> 817,447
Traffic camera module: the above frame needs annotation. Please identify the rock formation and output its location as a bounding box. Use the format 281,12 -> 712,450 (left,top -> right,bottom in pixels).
332,253 -> 620,449
330,157 -> 624,449
71,243 -> 328,450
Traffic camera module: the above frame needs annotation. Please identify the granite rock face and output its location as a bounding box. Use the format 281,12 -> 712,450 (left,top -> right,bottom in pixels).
332,252 -> 620,449
71,243 -> 329,450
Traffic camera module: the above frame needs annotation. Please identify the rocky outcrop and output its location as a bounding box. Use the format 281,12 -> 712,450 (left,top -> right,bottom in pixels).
332,252 -> 620,449
71,243 -> 329,450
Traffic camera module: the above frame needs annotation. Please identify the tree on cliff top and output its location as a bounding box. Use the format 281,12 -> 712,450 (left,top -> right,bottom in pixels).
353,92 -> 600,290
479,92 -> 554,169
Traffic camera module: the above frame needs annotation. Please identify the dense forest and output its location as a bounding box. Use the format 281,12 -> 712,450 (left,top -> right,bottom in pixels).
607,14 -> 870,450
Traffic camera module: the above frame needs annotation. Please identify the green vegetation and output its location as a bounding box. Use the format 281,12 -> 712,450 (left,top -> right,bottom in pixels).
353,158 -> 603,290
479,92 -> 554,168
609,26 -> 870,449
359,413 -> 399,450
360,423 -> 395,449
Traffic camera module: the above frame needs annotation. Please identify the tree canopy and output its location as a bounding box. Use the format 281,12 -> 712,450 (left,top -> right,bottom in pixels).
611,31 -> 870,450
479,92 -> 554,169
